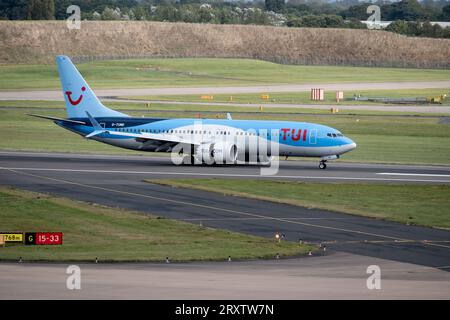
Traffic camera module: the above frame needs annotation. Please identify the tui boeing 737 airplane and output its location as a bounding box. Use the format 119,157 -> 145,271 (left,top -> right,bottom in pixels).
30,55 -> 356,169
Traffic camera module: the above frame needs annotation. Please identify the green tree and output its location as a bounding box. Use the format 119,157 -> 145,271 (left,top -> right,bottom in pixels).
385,20 -> 410,35
265,0 -> 285,13
27,0 -> 55,20
0,0 -> 28,19
441,4 -> 450,21
385,0 -> 429,21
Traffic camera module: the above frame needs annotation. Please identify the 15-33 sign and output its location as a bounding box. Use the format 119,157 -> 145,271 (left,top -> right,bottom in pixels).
25,232 -> 63,245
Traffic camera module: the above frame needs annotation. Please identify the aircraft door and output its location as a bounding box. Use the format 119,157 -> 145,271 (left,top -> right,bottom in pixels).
309,129 -> 317,144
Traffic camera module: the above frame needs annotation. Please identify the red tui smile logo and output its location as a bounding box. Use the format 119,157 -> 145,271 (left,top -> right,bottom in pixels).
65,86 -> 86,106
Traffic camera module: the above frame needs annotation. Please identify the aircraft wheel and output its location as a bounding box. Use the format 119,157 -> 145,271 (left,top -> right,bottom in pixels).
319,162 -> 327,170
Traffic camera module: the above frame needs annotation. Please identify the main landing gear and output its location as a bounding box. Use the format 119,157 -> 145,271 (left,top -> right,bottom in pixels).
319,160 -> 327,170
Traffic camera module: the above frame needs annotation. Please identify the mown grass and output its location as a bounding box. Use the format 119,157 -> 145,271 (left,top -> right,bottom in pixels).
0,187 -> 313,262
146,179 -> 450,229
1,58 -> 450,90
123,88 -> 450,106
4,99 -> 450,116
1,101 -> 450,164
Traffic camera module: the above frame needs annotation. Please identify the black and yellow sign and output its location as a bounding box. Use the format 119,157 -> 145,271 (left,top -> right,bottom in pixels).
0,233 -> 23,242
24,232 -> 35,245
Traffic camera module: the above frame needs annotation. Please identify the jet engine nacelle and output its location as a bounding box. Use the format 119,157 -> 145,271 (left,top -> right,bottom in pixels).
196,142 -> 238,164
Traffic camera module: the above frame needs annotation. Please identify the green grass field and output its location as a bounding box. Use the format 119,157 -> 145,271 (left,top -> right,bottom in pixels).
1,100 -> 450,164
4,99 -> 450,116
0,187 -> 313,262
1,58 -> 450,90
123,88 -> 450,106
146,179 -> 450,229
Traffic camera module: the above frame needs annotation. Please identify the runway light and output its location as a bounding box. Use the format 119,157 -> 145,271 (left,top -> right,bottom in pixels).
275,233 -> 281,242
166,257 -> 170,263
228,256 -> 231,262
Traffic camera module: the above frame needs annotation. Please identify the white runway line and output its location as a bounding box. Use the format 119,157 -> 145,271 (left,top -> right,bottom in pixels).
377,172 -> 450,178
2,167 -> 450,183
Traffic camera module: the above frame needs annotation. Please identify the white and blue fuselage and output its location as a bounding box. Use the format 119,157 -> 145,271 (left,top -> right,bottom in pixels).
32,56 -> 356,169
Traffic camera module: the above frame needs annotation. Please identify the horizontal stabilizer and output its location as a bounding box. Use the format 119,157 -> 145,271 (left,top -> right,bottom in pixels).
27,114 -> 86,125
85,130 -> 109,139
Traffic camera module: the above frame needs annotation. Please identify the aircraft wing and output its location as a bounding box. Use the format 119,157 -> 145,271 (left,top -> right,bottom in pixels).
110,130 -> 202,146
28,114 -> 86,125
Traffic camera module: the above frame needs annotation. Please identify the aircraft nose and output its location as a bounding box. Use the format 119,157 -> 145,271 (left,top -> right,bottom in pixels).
343,138 -> 357,152
348,142 -> 357,151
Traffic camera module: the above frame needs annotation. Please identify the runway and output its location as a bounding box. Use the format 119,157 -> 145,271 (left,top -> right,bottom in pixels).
110,99 -> 450,114
1,151 -> 450,184
1,252 -> 449,299
1,81 -> 449,100
1,151 -> 450,270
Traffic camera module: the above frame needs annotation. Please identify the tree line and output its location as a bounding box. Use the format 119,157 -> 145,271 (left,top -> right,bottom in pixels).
1,0 -> 449,38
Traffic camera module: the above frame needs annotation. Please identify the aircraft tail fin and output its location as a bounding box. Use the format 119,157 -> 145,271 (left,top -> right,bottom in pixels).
56,55 -> 128,119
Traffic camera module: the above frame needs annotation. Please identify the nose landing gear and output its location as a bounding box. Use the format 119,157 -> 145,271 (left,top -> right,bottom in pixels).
319,160 -> 327,170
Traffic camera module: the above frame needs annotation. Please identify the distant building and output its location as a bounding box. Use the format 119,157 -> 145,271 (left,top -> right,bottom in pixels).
360,20 -> 450,28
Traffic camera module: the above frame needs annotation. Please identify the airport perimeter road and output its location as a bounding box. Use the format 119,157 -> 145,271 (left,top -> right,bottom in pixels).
108,99 -> 450,114
1,252 -> 449,299
1,151 -> 450,269
1,81 -> 450,100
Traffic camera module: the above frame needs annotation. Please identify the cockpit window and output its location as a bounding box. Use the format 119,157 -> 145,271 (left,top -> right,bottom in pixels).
327,133 -> 344,138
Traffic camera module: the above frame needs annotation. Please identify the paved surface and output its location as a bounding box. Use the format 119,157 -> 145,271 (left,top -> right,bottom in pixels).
1,81 -> 449,100
1,151 -> 449,270
1,252 -> 449,299
109,99 -> 450,114
1,151 -> 450,184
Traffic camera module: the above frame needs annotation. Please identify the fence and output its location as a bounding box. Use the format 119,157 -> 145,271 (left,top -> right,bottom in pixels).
71,53 -> 450,69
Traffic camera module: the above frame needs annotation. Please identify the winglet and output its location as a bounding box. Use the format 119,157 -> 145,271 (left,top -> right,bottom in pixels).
226,113 -> 232,120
